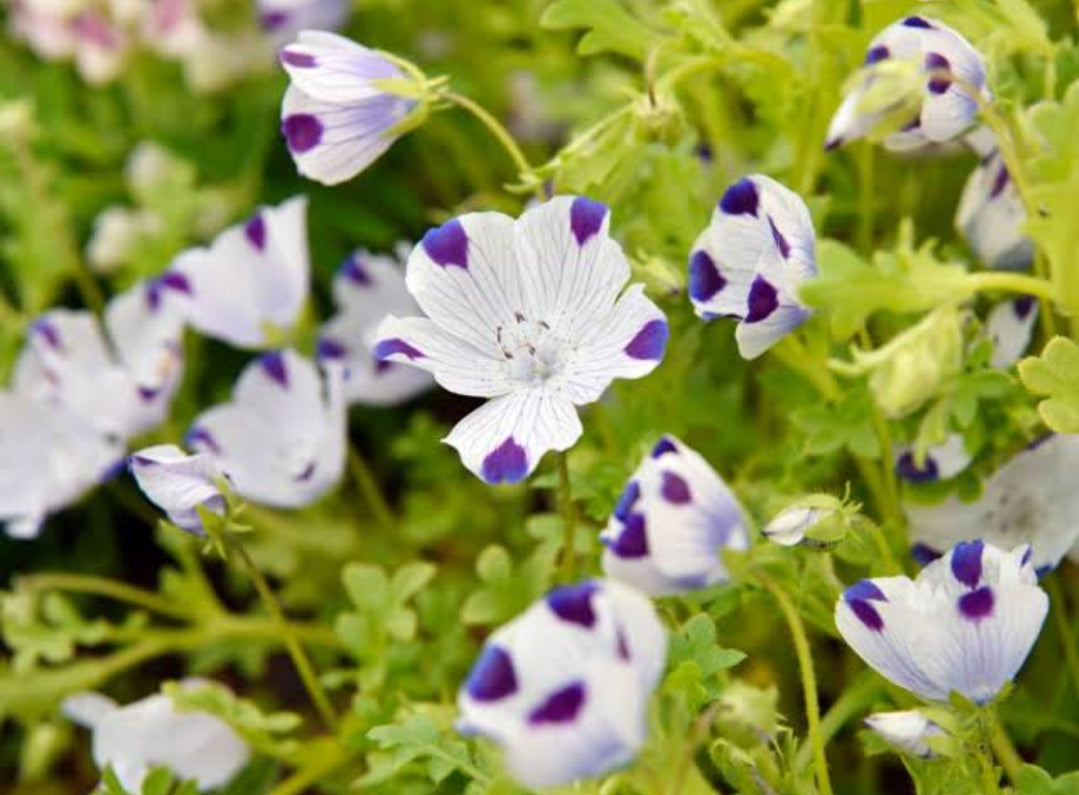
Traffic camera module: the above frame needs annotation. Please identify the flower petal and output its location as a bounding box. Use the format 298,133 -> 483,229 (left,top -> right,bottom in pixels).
278,30 -> 402,104
129,444 -> 224,534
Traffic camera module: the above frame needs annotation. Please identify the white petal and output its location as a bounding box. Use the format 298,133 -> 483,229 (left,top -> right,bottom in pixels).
62,692 -> 118,728
762,506 -> 826,547
444,388 -> 582,485
129,444 -> 224,533
278,30 -> 401,104
956,151 -> 1031,270
259,0 -> 350,41
987,297 -> 1038,369
895,433 -> 972,483
865,710 -> 941,757
104,280 -> 185,390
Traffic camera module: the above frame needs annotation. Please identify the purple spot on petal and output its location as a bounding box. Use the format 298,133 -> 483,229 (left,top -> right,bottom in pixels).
570,197 -> 608,246
849,599 -> 884,632
902,116 -> 922,132
466,645 -> 518,701
609,513 -> 648,558
528,682 -> 585,725
845,580 -> 887,603
374,338 -> 424,361
282,114 -> 323,154
480,436 -> 528,484
865,45 -> 890,64
912,543 -> 942,566
959,586 -> 994,620
769,216 -> 791,259
617,629 -> 631,660
896,451 -> 939,483
624,319 -> 668,360
186,426 -> 222,455
719,178 -> 759,217
147,271 -> 192,311
547,581 -> 597,628
30,318 -> 62,350
689,250 -> 726,302
661,471 -> 692,504
317,337 -> 348,361
260,10 -> 289,31
259,351 -> 289,388
280,49 -> 316,68
245,214 -> 267,251
340,255 -> 371,286
374,358 -> 396,374
1021,545 -> 1033,566
652,437 -> 678,458
926,52 -> 952,94
902,15 -> 933,28
295,461 -> 316,482
745,277 -> 779,323
613,481 -> 640,521
137,386 -> 159,403
990,165 -> 1011,200
951,540 -> 984,588
421,219 -> 469,269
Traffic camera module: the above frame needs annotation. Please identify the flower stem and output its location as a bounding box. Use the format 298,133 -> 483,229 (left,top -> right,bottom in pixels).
795,672 -> 884,771
225,535 -> 339,732
347,447 -> 395,531
16,573 -> 192,621
1047,576 -> 1079,699
964,271 -> 1058,303
757,572 -> 834,795
557,451 -> 578,583
988,710 -> 1023,786
441,90 -> 537,193
266,740 -> 349,795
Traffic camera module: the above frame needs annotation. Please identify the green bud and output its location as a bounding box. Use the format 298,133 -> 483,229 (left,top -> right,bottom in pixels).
631,91 -> 685,146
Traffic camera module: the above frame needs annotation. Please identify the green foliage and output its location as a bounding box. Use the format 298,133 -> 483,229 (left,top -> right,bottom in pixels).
1018,336 -> 1079,432
540,0 -> 656,60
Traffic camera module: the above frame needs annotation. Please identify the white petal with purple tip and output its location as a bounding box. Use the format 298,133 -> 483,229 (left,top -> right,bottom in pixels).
129,444 -> 225,534
956,149 -> 1032,270
259,0 -> 349,41
986,296 -> 1038,369
278,30 -> 401,104
895,433 -> 972,484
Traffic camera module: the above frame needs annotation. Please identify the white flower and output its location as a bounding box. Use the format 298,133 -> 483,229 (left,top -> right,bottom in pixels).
762,506 -> 836,547
457,579 -> 667,789
894,433 -> 972,484
278,31 -> 420,185
171,196 -> 309,349
835,540 -> 1047,703
865,710 -> 944,758
600,435 -> 749,595
316,248 -> 434,406
956,148 -> 1031,270
258,0 -> 350,41
986,296 -> 1038,369
825,16 -> 988,153
688,175 -> 816,360
0,392 -> 123,539
63,680 -> 249,793
142,0 -> 207,59
12,279 -> 185,440
373,196 -> 668,484
129,444 -> 226,534
186,350 -> 347,508
906,435 -> 1079,572
86,206 -> 162,273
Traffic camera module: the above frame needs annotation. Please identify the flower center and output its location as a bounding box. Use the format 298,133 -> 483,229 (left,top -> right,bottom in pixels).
496,312 -> 565,386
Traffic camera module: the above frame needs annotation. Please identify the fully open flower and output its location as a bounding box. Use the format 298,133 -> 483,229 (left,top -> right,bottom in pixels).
374,196 -> 668,484
12,279 -> 185,440
956,148 -> 1031,270
906,435 -> 1079,571
986,296 -> 1038,369
317,248 -> 434,406
279,31 -> 426,185
600,435 -> 749,595
0,392 -> 124,539
186,350 -> 347,508
836,540 -> 1048,703
825,16 -> 988,153
129,444 -> 227,534
894,434 -> 971,484
63,680 -> 249,793
687,175 -> 816,359
865,710 -> 944,758
171,196 -> 309,348
457,579 -> 667,789
258,0 -> 350,41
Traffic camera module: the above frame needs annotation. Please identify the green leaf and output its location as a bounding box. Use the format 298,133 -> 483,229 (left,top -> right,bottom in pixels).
1018,336 -> 1079,432
362,713 -> 482,787
1015,764 -> 1079,795
791,386 -> 880,459
164,680 -> 301,757
540,0 -> 655,60
460,543 -> 558,626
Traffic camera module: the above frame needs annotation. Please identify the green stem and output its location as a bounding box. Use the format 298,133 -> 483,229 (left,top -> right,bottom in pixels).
965,271 -> 1058,303
16,574 -> 193,621
795,673 -> 884,771
1047,576 -> 1079,699
441,90 -> 537,192
347,447 -> 396,530
989,710 -> 1023,786
226,536 -> 339,732
266,741 -> 349,795
557,451 -> 578,583
758,573 -> 834,795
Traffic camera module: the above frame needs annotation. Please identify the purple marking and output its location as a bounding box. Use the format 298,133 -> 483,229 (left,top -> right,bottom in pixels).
295,461 -> 316,482
260,10 -> 289,31
1026,434 -> 1053,451
617,629 -> 631,660
688,250 -> 726,302
466,645 -> 518,701
282,114 -> 324,154
547,581 -> 597,628
902,116 -> 922,132
280,49 -> 316,68
186,426 -> 222,455
865,45 -> 890,65
245,214 -> 267,251
30,318 -> 62,350
147,271 -> 192,310
528,682 -> 585,725
421,219 -> 469,269
652,437 -> 678,458
824,136 -> 843,152
845,580 -> 887,603
1021,545 -> 1033,566
719,178 -> 760,217
849,600 -> 884,632
925,53 -> 952,94
624,319 -> 668,361
950,540 -> 984,588
137,386 -> 160,403
480,436 -> 528,484
745,277 -> 779,323
912,542 -> 942,566
317,337 -> 348,360
374,338 -> 425,361
570,197 -> 608,246
895,451 -> 939,483
990,165 -> 1010,199
661,471 -> 692,504
958,586 -> 994,620
1013,295 -> 1035,320
340,255 -> 371,286
375,358 -> 396,375
259,351 -> 289,388
613,481 -> 640,522
768,217 -> 791,259
609,513 -> 648,558
902,15 -> 933,28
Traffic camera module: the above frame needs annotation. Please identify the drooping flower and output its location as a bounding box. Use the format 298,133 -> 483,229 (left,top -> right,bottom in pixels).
600,435 -> 749,595
171,196 -> 309,349
374,196 -> 668,484
956,148 -> 1031,270
835,540 -> 1048,703
186,350 -> 347,508
129,444 -> 227,534
63,680 -> 249,793
687,175 -> 816,359
894,433 -> 972,484
825,16 -> 988,153
865,710 -> 944,758
12,279 -> 186,440
762,505 -> 838,548
0,392 -> 124,539
986,296 -> 1038,369
457,579 -> 667,789
258,0 -> 350,41
316,248 -> 434,406
279,31 -> 426,185
906,435 -> 1079,572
